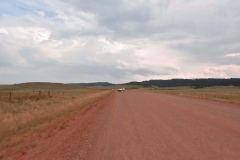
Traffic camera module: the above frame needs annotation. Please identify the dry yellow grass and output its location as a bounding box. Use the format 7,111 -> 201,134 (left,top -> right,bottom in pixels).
0,82 -> 84,91
141,86 -> 240,105
0,83 -> 111,153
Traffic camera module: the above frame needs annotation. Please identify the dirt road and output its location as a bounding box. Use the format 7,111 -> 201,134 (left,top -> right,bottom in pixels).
8,90 -> 240,160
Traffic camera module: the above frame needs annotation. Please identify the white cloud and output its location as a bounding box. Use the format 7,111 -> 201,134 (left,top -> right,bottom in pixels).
37,11 -> 45,17
0,28 -> 8,34
12,27 -> 51,43
97,37 -> 135,54
201,65 -> 240,78
225,53 -> 240,57
0,0 -> 240,83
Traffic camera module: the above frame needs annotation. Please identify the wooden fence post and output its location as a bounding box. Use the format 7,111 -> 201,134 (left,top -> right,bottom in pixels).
9,92 -> 12,102
39,91 -> 41,96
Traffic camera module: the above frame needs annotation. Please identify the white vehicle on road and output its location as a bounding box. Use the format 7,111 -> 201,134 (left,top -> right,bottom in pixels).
117,88 -> 125,92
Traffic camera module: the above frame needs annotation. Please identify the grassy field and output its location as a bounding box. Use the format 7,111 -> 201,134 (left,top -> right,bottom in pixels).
140,86 -> 240,105
0,83 -> 111,155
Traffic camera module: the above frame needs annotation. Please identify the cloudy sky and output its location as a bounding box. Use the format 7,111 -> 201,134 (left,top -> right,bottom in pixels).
0,0 -> 240,84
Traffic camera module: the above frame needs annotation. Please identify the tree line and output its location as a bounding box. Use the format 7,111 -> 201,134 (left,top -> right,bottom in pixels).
124,78 -> 240,87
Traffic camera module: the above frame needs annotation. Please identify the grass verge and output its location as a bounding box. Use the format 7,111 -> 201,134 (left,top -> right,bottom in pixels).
140,86 -> 240,105
0,83 -> 112,157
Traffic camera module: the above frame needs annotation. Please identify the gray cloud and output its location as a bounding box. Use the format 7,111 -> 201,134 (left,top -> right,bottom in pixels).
14,46 -> 177,83
0,46 -> 12,67
50,0 -> 170,38
0,0 -> 240,83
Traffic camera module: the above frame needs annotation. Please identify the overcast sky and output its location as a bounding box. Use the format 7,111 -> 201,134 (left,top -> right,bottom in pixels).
0,0 -> 240,84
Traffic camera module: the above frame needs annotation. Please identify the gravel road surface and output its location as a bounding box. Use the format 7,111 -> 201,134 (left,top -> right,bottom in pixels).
10,91 -> 240,160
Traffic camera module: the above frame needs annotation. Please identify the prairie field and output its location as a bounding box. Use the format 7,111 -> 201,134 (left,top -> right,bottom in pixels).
0,83 -> 111,154
142,86 -> 240,105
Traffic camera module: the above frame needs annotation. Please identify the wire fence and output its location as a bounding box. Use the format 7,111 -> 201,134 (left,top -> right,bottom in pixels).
0,90 -> 78,103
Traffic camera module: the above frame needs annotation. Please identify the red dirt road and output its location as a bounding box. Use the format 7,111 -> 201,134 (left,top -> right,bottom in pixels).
7,91 -> 240,160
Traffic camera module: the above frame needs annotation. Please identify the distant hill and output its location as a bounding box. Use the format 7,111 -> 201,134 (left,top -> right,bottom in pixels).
0,82 -> 85,91
71,82 -> 114,86
124,78 -> 240,87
